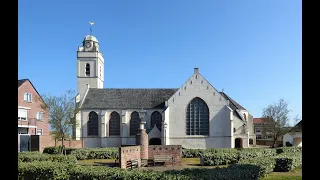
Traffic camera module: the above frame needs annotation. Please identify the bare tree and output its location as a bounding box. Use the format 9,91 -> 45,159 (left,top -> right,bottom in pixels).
39,90 -> 79,154
262,98 -> 291,148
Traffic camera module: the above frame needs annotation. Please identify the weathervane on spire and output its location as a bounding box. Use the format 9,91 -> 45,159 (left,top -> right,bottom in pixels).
89,21 -> 94,35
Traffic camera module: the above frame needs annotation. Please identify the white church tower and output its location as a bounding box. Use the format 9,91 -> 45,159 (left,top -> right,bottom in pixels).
74,23 -> 104,140
77,34 -> 104,99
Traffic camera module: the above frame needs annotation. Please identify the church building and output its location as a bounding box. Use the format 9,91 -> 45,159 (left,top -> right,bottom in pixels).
74,34 -> 256,149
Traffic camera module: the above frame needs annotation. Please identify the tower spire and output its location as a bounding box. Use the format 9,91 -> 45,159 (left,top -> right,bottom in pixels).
89,21 -> 94,35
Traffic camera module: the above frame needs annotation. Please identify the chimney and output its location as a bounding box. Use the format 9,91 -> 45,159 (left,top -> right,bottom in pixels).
194,68 -> 199,74
227,100 -> 230,105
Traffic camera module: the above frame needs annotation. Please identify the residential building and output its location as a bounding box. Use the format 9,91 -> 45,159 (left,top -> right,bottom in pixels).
283,120 -> 302,147
253,118 -> 274,139
18,79 -> 49,136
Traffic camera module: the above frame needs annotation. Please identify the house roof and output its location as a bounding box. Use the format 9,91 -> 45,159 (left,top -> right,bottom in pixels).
289,120 -> 302,132
18,79 -> 28,87
253,118 -> 267,124
81,88 -> 248,116
18,79 -> 48,108
81,88 -> 178,109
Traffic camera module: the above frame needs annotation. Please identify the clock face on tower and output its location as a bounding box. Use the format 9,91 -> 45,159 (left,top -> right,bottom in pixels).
85,42 -> 92,48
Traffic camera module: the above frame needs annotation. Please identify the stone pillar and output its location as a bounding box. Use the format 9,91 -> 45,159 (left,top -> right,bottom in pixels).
136,122 -> 148,160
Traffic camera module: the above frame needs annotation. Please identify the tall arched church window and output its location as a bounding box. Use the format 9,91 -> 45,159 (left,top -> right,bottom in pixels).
88,111 -> 99,136
151,111 -> 162,131
109,112 -> 120,136
130,111 -> 141,136
186,97 -> 209,135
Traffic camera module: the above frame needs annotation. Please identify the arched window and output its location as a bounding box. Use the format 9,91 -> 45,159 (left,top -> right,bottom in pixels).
130,111 -> 141,136
88,111 -> 99,136
186,97 -> 209,135
151,111 -> 162,131
85,63 -> 90,76
109,111 -> 120,136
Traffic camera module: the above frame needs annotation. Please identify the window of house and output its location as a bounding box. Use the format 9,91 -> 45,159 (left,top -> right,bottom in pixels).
255,128 -> 262,133
37,129 -> 43,135
18,109 -> 27,121
36,112 -> 43,121
24,92 -> 32,102
256,135 -> 262,139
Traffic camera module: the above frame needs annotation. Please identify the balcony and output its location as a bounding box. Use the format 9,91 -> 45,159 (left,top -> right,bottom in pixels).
18,118 -> 37,128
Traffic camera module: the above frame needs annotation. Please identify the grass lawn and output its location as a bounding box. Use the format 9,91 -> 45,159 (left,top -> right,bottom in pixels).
78,158 -> 302,180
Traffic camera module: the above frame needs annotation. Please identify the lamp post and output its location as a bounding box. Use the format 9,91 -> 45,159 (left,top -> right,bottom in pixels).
139,108 -> 147,129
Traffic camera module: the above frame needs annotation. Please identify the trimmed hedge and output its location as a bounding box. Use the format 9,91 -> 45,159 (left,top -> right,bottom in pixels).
183,148 -> 238,158
70,148 -> 119,160
18,161 -> 73,180
273,152 -> 302,172
43,146 -> 77,155
18,161 -> 261,180
18,153 -> 77,164
276,147 -> 302,154
237,148 -> 277,161
235,156 -> 276,177
201,151 -> 239,165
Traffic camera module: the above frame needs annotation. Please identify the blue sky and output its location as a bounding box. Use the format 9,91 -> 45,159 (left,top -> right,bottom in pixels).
18,0 -> 301,125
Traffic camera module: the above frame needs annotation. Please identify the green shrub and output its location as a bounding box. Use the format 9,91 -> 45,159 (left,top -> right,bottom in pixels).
201,151 -> 239,166
165,165 -> 260,180
273,152 -> 302,172
183,148 -> 238,158
18,161 -> 72,180
182,149 -> 206,158
43,146 -> 77,155
68,165 -> 186,180
237,148 -> 277,160
18,153 -> 77,164
18,161 -> 262,180
235,156 -> 276,177
276,147 -> 302,154
71,148 -> 119,160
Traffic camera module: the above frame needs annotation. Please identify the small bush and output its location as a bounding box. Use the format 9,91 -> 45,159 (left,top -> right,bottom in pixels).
18,153 -> 77,164
237,148 -> 277,161
285,141 -> 293,147
201,151 -> 239,166
274,152 -> 302,172
43,146 -> 77,155
71,148 -> 119,160
18,161 -> 72,180
183,148 -> 238,158
235,156 -> 276,177
276,147 -> 302,154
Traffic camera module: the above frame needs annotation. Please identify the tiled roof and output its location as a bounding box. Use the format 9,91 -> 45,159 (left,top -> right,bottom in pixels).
253,118 -> 267,124
18,79 -> 28,88
81,88 -> 178,109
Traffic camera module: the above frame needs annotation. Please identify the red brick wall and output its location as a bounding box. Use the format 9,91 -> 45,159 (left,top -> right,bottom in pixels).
256,139 -> 282,146
38,135 -> 83,152
148,145 -> 182,166
119,146 -> 141,169
18,80 -> 50,136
